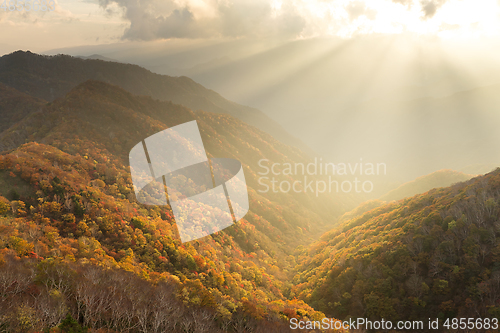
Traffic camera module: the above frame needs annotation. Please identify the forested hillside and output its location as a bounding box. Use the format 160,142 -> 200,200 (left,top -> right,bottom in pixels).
0,83 -> 46,133
0,80 -> 348,332
293,170 -> 500,331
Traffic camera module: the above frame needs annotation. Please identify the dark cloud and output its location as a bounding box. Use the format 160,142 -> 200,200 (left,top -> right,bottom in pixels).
392,0 -> 449,19
98,0 -> 210,40
99,0 -> 305,41
420,0 -> 448,19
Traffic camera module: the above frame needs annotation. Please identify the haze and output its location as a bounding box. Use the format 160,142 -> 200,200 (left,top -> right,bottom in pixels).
3,0 -> 500,184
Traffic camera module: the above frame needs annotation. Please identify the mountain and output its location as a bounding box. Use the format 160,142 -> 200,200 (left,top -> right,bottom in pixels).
77,54 -> 121,62
0,80 -> 349,332
0,83 -> 46,133
335,199 -> 386,225
0,51 -> 309,153
460,163 -> 500,176
334,170 -> 474,227
292,169 -> 500,330
380,169 -> 475,202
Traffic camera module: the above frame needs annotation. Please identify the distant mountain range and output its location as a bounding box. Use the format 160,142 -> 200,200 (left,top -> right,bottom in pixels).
0,51 -> 309,154
77,54 -> 121,62
41,38 -> 500,182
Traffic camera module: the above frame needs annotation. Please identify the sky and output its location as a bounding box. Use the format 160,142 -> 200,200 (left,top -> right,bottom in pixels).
1,0 -> 500,54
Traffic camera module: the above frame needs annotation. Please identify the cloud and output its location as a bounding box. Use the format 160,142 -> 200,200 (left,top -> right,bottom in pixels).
392,0 -> 413,7
420,0 -> 448,19
96,0 -> 488,41
219,0 -> 305,38
345,1 -> 376,21
439,22 -> 460,31
98,0 -> 305,40
125,6 -> 212,40
0,0 -> 78,26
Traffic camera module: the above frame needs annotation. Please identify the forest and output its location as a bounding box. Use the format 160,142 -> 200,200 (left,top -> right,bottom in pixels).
1,52 -> 499,333
0,78 -> 347,332
293,169 -> 500,332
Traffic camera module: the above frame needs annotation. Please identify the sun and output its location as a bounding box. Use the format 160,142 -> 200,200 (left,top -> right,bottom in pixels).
435,0 -> 500,38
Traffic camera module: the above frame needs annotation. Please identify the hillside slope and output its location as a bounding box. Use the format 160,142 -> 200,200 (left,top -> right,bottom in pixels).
0,83 -> 46,133
293,169 -> 500,331
380,169 -> 475,202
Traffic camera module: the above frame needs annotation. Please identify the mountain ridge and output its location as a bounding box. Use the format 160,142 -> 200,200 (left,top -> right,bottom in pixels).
0,50 -> 310,154
380,169 -> 475,202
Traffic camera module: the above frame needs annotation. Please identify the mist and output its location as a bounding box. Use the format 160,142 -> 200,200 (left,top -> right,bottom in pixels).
44,35 -> 500,188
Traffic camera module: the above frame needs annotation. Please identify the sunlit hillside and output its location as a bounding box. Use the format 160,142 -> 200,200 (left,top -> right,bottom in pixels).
293,170 -> 500,331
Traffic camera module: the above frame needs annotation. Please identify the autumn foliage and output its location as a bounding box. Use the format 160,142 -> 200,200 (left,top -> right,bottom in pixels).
0,80 -> 346,332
